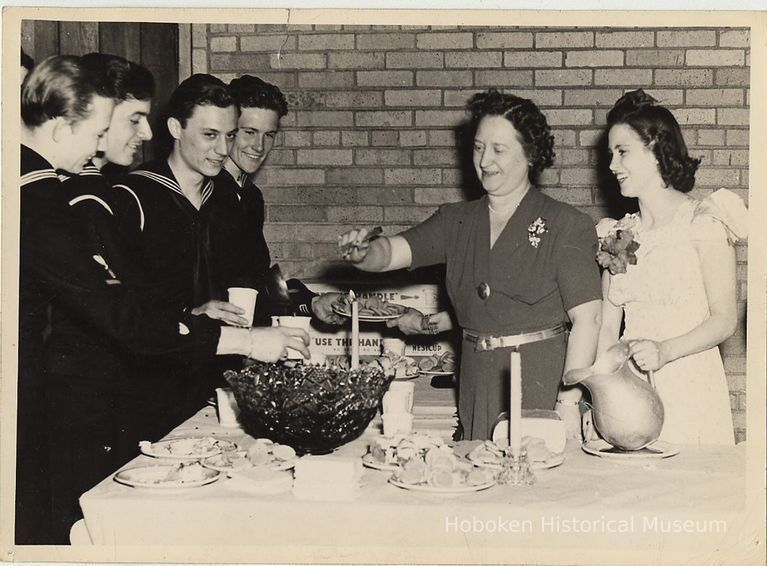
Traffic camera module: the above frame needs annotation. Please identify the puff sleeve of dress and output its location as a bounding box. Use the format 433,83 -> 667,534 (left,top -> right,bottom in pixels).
690,188 -> 748,245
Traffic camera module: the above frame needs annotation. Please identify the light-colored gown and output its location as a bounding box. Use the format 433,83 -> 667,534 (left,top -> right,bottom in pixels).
602,189 -> 747,446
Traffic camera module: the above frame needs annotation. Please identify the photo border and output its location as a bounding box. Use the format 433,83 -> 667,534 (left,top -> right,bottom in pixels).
2,6 -> 765,564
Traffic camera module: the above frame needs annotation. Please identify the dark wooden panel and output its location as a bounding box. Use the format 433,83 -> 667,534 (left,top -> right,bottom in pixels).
140,23 -> 179,161
21,20 -> 35,60
139,23 -> 178,68
59,21 -> 99,55
32,20 -> 59,62
99,22 -> 141,62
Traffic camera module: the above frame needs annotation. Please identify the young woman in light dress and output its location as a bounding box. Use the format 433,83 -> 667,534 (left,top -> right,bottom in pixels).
597,89 -> 747,446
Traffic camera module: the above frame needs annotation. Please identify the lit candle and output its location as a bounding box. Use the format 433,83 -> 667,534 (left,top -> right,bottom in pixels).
510,350 -> 522,458
351,299 -> 360,370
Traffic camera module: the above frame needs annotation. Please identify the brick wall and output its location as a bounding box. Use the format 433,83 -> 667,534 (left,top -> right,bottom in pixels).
193,25 -> 749,441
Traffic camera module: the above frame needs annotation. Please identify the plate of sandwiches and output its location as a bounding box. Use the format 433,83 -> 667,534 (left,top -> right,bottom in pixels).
333,295 -> 409,322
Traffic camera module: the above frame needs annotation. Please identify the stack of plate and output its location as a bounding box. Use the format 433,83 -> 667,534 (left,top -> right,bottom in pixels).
412,405 -> 459,439
364,373 -> 459,439
411,375 -> 458,438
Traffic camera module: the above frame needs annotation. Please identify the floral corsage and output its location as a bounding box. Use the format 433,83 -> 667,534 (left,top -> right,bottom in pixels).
595,213 -> 641,275
527,217 -> 548,248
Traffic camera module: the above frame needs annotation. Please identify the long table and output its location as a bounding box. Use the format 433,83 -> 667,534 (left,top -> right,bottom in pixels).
78,397 -> 757,564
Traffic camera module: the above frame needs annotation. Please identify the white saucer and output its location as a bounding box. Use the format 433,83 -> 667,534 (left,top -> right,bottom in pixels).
582,439 -> 680,460
114,465 -> 221,489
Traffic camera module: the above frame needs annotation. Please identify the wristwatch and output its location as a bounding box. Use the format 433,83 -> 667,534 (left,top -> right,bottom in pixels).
420,314 -> 439,335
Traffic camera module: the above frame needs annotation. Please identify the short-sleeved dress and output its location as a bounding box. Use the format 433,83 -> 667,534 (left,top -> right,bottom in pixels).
402,187 -> 602,440
604,190 -> 747,446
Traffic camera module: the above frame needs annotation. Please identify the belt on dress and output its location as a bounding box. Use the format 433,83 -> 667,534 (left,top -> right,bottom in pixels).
463,324 -> 566,352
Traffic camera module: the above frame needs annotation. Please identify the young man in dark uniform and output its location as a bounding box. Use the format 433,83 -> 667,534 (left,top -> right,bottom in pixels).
19,57 -> 308,544
19,54 -> 114,545
59,54 -> 165,474
112,74 -> 260,426
218,75 -> 279,284
220,75 -> 343,324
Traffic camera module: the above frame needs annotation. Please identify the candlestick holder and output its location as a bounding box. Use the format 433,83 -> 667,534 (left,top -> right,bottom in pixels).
496,451 -> 536,486
348,289 -> 360,370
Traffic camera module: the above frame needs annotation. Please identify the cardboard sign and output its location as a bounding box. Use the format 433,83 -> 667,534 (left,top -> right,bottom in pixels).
301,282 -> 456,357
308,282 -> 444,314
309,329 -> 387,356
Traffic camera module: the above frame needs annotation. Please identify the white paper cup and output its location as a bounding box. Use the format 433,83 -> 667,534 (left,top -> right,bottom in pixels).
273,316 -> 312,360
382,381 -> 415,414
381,338 -> 406,357
382,413 -> 414,436
227,287 -> 258,327
215,387 -> 240,428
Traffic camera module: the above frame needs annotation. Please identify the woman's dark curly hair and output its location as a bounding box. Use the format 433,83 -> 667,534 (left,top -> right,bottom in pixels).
467,88 -> 555,181
607,89 -> 701,193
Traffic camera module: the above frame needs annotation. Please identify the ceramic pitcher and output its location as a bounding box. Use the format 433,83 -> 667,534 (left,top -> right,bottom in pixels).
564,341 -> 664,450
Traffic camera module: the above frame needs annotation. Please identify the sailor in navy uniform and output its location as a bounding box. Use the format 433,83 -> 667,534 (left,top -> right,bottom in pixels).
112,74 -> 256,426
59,55 -> 156,471
220,74 -> 344,325
19,57 -> 206,544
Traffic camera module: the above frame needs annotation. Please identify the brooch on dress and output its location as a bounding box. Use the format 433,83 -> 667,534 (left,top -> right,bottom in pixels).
527,217 -> 548,248
596,213 -> 641,275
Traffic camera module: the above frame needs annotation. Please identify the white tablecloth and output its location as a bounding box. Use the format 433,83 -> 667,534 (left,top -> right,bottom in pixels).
78,405 -> 756,564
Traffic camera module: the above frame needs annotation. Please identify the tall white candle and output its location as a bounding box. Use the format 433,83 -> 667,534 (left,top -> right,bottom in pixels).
510,350 -> 522,458
351,300 -> 360,370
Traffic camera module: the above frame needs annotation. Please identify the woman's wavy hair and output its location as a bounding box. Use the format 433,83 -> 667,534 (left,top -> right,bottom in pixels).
466,88 -> 555,182
607,89 -> 701,193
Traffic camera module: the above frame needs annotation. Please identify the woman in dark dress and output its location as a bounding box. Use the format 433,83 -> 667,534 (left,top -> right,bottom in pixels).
338,89 -> 602,440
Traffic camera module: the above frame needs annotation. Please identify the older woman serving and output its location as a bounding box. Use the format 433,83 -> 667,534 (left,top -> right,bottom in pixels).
339,89 -> 602,440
